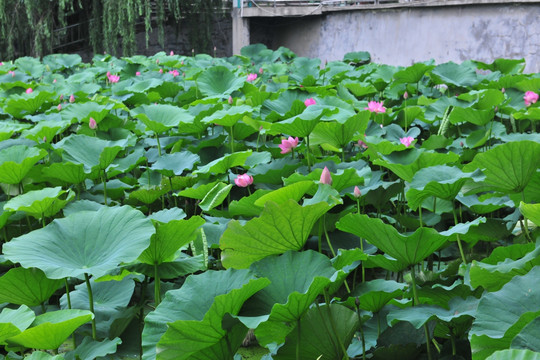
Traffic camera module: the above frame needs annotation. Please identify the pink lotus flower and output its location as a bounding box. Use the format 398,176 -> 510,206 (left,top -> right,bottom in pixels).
234,174 -> 253,187
399,136 -> 414,147
353,186 -> 361,198
159,69 -> 163,74
357,139 -> 368,149
69,94 -> 75,103
26,88 -> 33,94
0,62 -> 3,66
228,96 -> 233,105
170,51 -> 174,56
524,91 -> 539,106
57,104 -> 62,111
279,136 -> 299,154
320,166 -> 332,185
169,70 -> 179,77
89,117 -> 97,130
8,70 -> 14,77
246,73 -> 257,82
304,98 -> 316,107
364,101 -> 386,113
136,71 -> 141,76
106,71 -> 111,77
108,74 -> 120,83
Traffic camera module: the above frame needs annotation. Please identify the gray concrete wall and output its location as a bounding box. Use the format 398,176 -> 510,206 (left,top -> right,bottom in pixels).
255,3 -> 540,73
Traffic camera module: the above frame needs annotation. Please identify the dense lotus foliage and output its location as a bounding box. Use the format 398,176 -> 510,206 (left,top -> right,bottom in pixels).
0,44 -> 540,360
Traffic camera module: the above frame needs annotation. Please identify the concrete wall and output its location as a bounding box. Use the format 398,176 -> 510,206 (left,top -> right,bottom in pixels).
250,3 -> 540,73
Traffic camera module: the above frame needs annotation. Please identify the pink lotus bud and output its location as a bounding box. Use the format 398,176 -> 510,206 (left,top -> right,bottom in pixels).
247,73 -> 257,82
53,79 -> 57,83
156,59 -> 160,64
399,136 -> 415,147
106,71 -> 111,77
69,94 -> 75,103
59,94 -> 64,101
524,91 -> 539,107
0,62 -> 3,66
460,141 -> 464,147
43,136 -> 47,142
159,69 -> 163,74
320,166 -> 332,185
364,101 -> 386,113
403,91 -> 409,99
304,98 -> 316,107
228,96 -> 233,105
181,60 -> 184,65
136,71 -> 141,76
501,88 -> 505,93
259,67 -> 264,74
278,136 -> 299,154
234,174 -> 253,187
57,104 -> 62,111
170,51 -> 174,56
9,70 -> 15,77
353,186 -> 361,198
89,117 -> 97,130
26,88 -> 33,94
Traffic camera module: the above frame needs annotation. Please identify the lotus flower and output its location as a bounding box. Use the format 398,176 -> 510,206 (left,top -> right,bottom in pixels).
353,186 -> 361,198
169,70 -> 179,77
228,96 -> 233,105
170,51 -> 174,56
357,139 -> 368,149
247,73 -> 257,82
364,101 -> 386,113
53,79 -> 57,83
234,174 -> 253,187
524,91 -> 539,106
26,88 -> 33,94
403,91 -> 409,100
107,74 -> 120,83
259,67 -> 264,74
399,136 -> 414,147
57,104 -> 62,111
0,62 -> 3,66
159,69 -> 163,74
8,70 -> 15,77
279,136 -> 299,154
304,98 -> 316,107
89,117 -> 97,130
69,94 -> 75,103
136,71 -> 141,76
320,166 -> 332,185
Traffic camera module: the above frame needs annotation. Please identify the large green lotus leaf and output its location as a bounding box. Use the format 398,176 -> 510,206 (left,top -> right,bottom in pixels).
469,243 -> 540,292
148,207 -> 187,223
196,66 -> 245,98
61,102 -> 115,124
457,194 -> 513,214
273,304 -> 359,360
310,112 -> 370,150
470,267 -> 540,359
284,166 -> 367,193
3,206 -> 154,279
249,158 -> 302,185
130,253 -> 205,280
486,349 -> 540,360
449,107 -> 495,126
220,200 -> 330,269
228,189 -> 269,217
262,91 -> 306,122
195,150 -> 252,175
463,141 -> 540,193
303,183 -> 343,207
270,105 -> 331,137
150,151 -> 200,177
457,89 -> 506,110
393,63 -> 435,84
67,336 -> 122,360
16,351 -> 65,360
55,134 -> 128,173
350,279 -> 406,313
142,269 -> 269,360
6,309 -> 93,350
0,145 -> 47,184
243,251 -> 339,346
373,149 -> 460,182
387,296 -> 479,329
15,56 -> 45,77
406,166 -> 485,210
199,183 -> 232,212
520,202 -> 540,227
430,61 -> 479,88
131,104 -> 194,134
0,305 -> 35,344
202,105 -> 254,127
22,119 -> 71,143
4,91 -> 54,118
254,181 -> 316,207
41,162 -> 87,184
0,267 -> 63,306
0,121 -> 32,141
138,216 -> 205,265
176,181 -> 220,200
3,187 -> 74,219
43,53 -> 82,69
336,213 -> 447,267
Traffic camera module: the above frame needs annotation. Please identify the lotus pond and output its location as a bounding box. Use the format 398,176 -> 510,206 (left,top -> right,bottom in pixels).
0,44 -> 539,360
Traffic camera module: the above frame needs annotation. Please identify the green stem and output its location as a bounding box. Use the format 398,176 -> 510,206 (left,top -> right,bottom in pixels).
324,290 -> 348,357
296,319 -> 301,360
41,302 -> 46,314
322,214 -> 337,258
155,134 -> 162,156
154,262 -> 161,307
452,203 -> 467,264
355,300 -> 366,360
411,266 -> 433,360
229,125 -> 234,153
84,273 -> 97,340
41,213 -> 46,228
521,191 -> 533,242
306,135 -> 311,172
103,169 -> 108,205
64,278 -> 72,309
168,177 -> 177,207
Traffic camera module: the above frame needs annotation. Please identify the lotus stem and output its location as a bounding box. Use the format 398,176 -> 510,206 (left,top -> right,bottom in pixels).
322,214 -> 336,258
306,135 -> 311,172
84,273 -> 97,340
296,319 -> 301,360
452,203 -> 467,264
411,266 -> 433,360
155,134 -> 162,156
324,290 -> 348,357
521,191 -> 533,243
229,125 -> 234,153
154,262 -> 161,306
354,298 -> 367,360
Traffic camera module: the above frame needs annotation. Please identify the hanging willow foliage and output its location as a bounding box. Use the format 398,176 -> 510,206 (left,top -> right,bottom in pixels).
0,0 -> 229,60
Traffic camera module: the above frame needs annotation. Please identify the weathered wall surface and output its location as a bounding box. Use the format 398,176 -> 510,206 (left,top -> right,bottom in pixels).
253,3 -> 540,73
